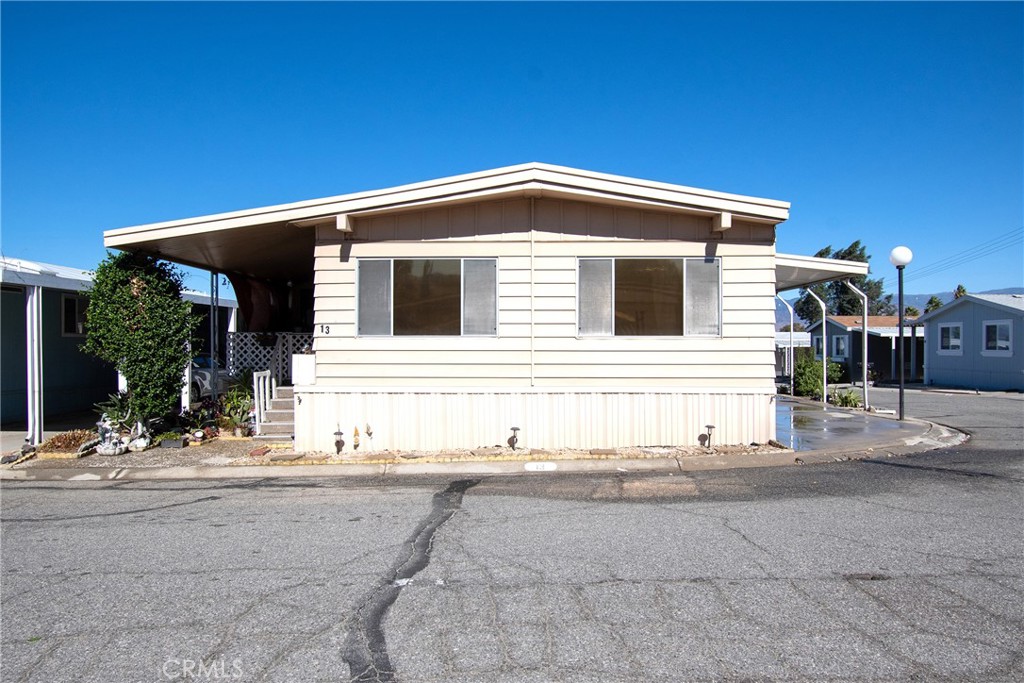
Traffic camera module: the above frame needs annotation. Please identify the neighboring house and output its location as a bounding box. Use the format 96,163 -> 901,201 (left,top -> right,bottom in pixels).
806,315 -> 924,383
103,163 -> 868,451
1,259 -> 116,426
1,257 -> 238,440
774,330 -> 810,379
915,294 -> 1024,391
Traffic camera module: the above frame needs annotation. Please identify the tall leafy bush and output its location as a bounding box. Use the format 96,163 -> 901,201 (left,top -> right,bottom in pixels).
83,252 -> 201,422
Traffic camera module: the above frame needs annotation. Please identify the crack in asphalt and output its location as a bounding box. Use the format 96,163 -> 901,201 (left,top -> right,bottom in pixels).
861,458 -> 1024,483
342,478 -> 479,683
0,495 -> 222,522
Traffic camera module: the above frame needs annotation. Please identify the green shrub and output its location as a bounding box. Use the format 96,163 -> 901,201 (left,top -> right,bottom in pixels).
82,252 -> 201,423
794,354 -> 843,400
830,389 -> 863,408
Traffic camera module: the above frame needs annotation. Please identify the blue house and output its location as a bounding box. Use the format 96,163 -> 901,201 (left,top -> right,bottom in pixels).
915,294 -> 1024,391
1,257 -> 238,442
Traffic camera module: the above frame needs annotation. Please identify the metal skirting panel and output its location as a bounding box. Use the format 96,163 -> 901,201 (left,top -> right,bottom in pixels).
294,390 -> 775,454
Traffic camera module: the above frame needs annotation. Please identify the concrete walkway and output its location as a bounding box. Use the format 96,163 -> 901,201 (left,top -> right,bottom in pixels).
0,392 -> 970,482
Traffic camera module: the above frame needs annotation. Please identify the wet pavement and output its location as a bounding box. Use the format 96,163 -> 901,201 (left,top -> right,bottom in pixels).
4,395 -> 938,463
774,396 -> 921,451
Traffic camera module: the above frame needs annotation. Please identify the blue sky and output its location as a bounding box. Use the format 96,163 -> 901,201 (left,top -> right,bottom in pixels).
2,2 -> 1021,298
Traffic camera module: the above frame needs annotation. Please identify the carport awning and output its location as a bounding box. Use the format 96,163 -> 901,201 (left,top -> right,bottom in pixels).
775,253 -> 869,292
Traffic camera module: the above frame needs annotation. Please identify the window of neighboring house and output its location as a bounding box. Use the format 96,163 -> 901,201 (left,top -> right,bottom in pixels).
981,320 -> 1012,357
62,294 -> 88,337
577,257 -> 721,336
813,335 -> 824,358
937,323 -> 963,355
357,258 -> 497,336
832,335 -> 849,358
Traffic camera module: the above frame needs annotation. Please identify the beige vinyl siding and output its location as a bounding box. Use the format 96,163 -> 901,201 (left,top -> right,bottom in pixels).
311,198 -> 776,392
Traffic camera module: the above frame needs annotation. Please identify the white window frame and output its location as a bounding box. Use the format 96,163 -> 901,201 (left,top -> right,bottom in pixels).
355,258 -> 498,337
61,293 -> 88,337
831,334 -> 849,359
575,256 -> 722,338
812,335 -> 824,359
981,319 -> 1012,357
937,322 -> 963,356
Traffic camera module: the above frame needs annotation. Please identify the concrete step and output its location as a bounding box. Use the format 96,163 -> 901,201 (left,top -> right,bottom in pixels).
264,409 -> 293,422
276,386 -> 294,399
270,398 -> 293,411
253,434 -> 293,443
258,421 -> 294,435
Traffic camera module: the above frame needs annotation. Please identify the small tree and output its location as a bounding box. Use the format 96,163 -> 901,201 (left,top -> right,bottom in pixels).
793,241 -> 895,324
83,252 -> 201,423
793,350 -> 843,400
924,295 -> 944,313
779,322 -> 806,332
904,305 -> 920,318
954,284 -> 968,299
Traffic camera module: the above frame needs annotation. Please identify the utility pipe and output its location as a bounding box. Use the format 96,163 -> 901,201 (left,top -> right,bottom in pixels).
843,280 -> 870,410
25,285 -> 43,446
776,293 -> 796,394
806,289 -> 829,405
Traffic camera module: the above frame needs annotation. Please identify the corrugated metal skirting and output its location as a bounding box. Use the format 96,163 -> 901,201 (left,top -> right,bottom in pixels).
294,390 -> 775,453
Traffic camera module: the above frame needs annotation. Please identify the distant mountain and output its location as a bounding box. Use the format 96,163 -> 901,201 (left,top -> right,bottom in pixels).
774,287 -> 1024,329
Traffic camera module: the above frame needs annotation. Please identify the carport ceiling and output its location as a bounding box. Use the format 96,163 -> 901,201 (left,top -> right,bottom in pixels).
107,221 -> 314,282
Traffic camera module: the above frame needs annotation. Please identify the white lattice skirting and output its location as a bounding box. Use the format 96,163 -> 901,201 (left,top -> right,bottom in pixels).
227,332 -> 313,385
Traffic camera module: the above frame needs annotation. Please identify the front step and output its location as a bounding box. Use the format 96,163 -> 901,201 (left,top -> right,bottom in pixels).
258,420 -> 294,435
258,385 -> 295,439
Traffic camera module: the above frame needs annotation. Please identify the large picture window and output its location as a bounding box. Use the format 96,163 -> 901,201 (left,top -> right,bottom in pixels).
577,257 -> 721,336
358,259 -> 497,336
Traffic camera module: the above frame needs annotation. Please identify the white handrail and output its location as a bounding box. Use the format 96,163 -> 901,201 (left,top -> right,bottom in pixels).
253,370 -> 273,435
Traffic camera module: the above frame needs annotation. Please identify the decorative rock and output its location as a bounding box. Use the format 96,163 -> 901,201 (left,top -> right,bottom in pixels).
269,452 -> 303,462
248,446 -> 272,458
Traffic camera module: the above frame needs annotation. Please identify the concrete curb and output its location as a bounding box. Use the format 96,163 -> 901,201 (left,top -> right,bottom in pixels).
0,418 -> 966,483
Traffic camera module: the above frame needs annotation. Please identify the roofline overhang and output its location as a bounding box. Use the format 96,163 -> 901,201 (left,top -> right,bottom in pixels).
104,163 -> 790,249
775,252 -> 870,292
914,294 -> 1024,323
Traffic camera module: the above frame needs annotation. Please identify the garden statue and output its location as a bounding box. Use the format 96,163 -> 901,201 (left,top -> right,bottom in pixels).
95,413 -> 128,456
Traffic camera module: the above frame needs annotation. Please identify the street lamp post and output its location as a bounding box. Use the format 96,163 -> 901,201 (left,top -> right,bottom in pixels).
889,246 -> 913,420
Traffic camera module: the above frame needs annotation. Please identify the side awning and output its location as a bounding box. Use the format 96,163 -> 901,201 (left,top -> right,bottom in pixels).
775,253 -> 870,292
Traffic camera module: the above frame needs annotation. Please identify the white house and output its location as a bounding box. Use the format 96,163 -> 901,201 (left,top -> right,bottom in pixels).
915,294 -> 1024,391
103,163 -> 867,452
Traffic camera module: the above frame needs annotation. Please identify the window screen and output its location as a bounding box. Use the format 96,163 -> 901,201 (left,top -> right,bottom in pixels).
357,260 -> 392,335
463,259 -> 497,335
578,259 -> 613,335
684,258 -> 721,336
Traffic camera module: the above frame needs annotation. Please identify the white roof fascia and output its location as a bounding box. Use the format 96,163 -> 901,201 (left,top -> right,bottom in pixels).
0,258 -> 237,308
0,258 -> 93,292
105,163 -> 790,247
775,253 -> 870,292
182,290 -> 238,308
